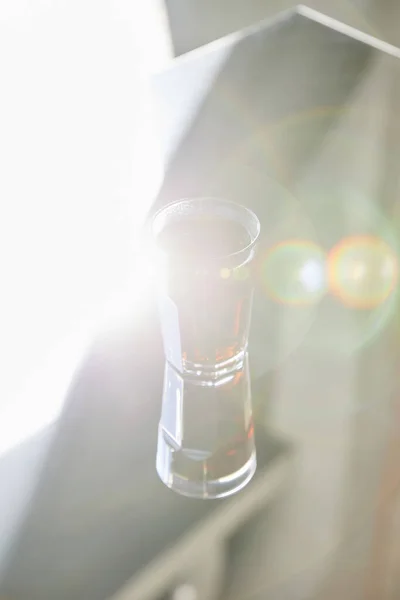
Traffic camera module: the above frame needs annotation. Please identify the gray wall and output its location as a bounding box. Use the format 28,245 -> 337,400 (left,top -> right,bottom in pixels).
152,10 -> 400,600
165,0 -> 400,56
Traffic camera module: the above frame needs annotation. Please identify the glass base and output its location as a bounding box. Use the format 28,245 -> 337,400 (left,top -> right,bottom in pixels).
156,436 -> 257,499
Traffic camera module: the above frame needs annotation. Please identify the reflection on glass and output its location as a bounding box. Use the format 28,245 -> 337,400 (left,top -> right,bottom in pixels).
152,198 -> 260,499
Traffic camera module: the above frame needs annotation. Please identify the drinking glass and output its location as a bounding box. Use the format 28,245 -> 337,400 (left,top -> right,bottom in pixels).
151,198 -> 260,499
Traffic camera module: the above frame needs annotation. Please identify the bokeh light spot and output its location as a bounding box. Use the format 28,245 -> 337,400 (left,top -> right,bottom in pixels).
220,268 -> 231,279
328,235 -> 399,309
260,240 -> 327,306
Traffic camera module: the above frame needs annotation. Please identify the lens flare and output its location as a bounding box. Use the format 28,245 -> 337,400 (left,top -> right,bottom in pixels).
260,240 -> 327,306
328,235 -> 398,309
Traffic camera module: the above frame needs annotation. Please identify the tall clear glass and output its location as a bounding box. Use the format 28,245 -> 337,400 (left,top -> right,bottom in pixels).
151,198 -> 260,499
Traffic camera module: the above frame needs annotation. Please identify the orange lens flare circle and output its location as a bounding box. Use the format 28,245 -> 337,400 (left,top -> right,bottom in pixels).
260,239 -> 327,306
328,235 -> 399,309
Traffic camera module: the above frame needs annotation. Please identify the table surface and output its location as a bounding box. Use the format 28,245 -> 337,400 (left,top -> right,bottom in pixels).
2,7 -> 400,600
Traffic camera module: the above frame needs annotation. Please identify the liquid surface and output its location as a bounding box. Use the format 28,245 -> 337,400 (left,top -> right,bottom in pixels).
157,216 -> 251,258
156,215 -> 255,368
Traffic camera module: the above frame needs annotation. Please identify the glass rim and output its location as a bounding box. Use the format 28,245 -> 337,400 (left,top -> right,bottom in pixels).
151,197 -> 261,261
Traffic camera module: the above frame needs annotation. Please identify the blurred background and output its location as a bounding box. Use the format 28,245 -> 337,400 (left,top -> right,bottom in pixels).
1,2 -> 400,600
